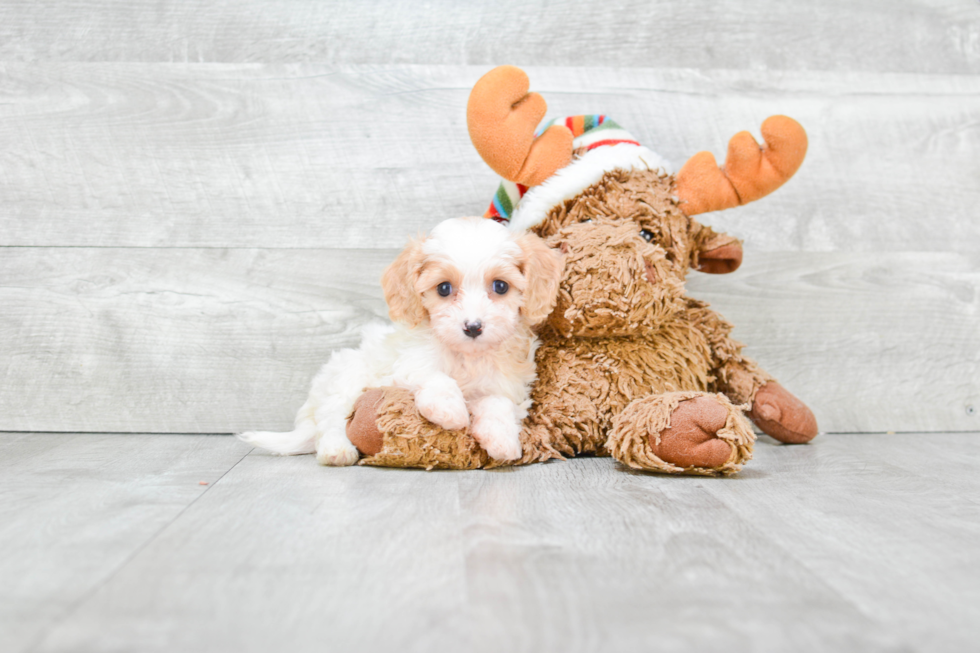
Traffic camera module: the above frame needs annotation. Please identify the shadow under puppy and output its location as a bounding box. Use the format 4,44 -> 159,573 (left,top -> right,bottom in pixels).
239,216 -> 563,465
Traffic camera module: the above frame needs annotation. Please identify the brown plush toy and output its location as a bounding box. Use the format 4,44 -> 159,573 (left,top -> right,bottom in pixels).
345,66 -> 818,475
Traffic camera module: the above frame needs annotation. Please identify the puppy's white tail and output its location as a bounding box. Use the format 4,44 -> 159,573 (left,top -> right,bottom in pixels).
237,422 -> 317,455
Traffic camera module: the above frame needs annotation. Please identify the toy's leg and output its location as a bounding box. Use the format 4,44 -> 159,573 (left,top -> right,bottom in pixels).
345,387 -> 490,470
607,392 -> 755,475
716,356 -> 819,444
712,353 -> 817,444
692,302 -> 819,444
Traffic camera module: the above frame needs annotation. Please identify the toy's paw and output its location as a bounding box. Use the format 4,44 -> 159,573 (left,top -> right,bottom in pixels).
316,433 -> 360,467
650,396 -> 735,469
416,382 -> 470,431
610,392 -> 753,474
749,382 -> 819,444
346,388 -> 385,455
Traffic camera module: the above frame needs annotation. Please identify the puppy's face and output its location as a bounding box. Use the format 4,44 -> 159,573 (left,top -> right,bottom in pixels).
382,217 -> 563,354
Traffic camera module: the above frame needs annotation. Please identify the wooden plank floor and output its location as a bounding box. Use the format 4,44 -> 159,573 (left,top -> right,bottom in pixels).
2,432 -> 978,653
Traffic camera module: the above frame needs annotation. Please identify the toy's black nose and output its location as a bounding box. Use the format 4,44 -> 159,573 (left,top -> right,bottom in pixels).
463,321 -> 483,338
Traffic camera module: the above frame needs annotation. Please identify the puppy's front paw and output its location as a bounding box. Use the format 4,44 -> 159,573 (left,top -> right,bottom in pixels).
316,434 -> 360,466
416,384 -> 470,431
470,414 -> 523,461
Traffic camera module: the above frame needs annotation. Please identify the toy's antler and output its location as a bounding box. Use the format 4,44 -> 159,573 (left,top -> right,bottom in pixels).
467,66 -> 574,186
675,116 -> 807,216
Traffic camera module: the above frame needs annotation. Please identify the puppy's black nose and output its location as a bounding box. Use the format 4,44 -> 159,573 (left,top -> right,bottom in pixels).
463,321 -> 483,338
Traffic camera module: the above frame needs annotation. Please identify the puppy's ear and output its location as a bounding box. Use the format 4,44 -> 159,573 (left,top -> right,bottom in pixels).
381,238 -> 428,327
516,231 -> 564,326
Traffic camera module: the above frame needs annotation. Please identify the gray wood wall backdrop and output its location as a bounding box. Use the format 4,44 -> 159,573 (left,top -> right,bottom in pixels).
1,0 -> 978,435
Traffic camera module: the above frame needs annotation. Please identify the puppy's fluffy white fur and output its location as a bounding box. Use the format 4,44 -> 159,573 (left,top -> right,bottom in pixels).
238,217 -> 563,466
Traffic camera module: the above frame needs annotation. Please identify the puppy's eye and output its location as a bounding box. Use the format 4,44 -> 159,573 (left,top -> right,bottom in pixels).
640,229 -> 654,242
436,282 -> 452,297
581,218 -> 593,223
492,280 -> 509,295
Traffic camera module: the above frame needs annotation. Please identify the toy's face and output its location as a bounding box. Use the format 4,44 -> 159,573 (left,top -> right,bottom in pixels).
529,171 -> 697,338
534,218 -> 685,338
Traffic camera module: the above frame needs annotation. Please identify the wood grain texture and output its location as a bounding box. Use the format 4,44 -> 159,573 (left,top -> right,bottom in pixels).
12,432 -> 977,653
35,447 -> 469,653
0,64 -> 978,252
0,432 -> 249,653
1,248 -> 976,434
0,247 -> 392,433
687,250 -> 980,434
700,433 -> 980,652
2,3 -> 976,650
0,0 -> 977,74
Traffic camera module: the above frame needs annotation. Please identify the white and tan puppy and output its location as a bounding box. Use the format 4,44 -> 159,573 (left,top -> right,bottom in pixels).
239,217 -> 563,465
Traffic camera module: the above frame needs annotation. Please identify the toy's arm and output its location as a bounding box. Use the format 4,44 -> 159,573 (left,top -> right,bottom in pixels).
675,116 -> 807,216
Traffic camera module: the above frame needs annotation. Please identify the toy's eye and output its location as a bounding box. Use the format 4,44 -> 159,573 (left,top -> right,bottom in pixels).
640,229 -> 654,242
437,282 -> 452,297
492,280 -> 509,295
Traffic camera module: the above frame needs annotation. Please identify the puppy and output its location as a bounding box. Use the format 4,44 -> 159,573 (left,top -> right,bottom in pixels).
238,216 -> 563,465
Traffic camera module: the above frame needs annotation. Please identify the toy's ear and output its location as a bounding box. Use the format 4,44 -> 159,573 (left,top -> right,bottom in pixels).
697,241 -> 743,274
516,232 -> 565,325
692,224 -> 743,274
381,238 -> 428,327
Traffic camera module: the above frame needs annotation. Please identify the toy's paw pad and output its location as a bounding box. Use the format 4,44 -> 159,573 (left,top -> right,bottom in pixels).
346,388 -> 385,455
749,382 -> 818,444
650,396 -> 734,468
416,385 -> 470,431
316,435 -> 360,467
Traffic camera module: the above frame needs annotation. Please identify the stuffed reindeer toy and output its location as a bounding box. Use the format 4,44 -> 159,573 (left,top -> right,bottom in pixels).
343,66 -> 818,474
